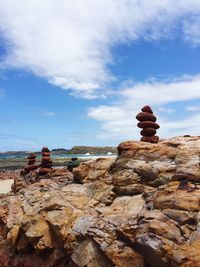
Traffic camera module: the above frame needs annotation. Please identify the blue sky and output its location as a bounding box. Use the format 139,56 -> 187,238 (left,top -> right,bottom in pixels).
0,1 -> 200,151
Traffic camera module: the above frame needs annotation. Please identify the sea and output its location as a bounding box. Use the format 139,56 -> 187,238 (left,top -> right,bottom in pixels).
0,152 -> 117,160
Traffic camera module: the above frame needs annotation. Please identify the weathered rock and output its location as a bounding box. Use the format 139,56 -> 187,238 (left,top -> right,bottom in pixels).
1,136 -> 200,266
73,157 -> 115,184
0,171 -> 20,181
172,239 -> 200,266
12,167 -> 73,192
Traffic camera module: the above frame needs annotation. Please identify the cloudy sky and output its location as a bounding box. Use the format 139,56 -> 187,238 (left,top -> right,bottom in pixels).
0,0 -> 200,151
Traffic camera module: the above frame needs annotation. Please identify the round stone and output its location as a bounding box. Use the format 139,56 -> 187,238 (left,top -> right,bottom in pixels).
141,135 -> 159,143
137,121 -> 160,129
141,105 -> 153,114
42,152 -> 50,157
140,128 -> 156,136
151,135 -> 159,143
42,147 -> 50,152
140,136 -> 152,142
136,112 -> 156,122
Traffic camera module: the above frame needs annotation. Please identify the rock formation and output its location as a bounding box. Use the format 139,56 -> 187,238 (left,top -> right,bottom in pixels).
136,105 -> 160,143
0,136 -> 200,266
39,147 -> 53,175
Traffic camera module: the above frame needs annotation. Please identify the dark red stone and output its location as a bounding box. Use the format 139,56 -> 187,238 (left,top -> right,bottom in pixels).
27,156 -> 36,160
151,135 -> 159,143
137,121 -> 160,129
24,165 -> 39,172
42,152 -> 50,157
140,128 -> 156,137
28,160 -> 35,165
141,105 -> 153,114
42,147 -> 50,153
39,167 -> 52,175
136,112 -> 156,122
41,156 -> 51,161
140,135 -> 159,143
140,136 -> 152,142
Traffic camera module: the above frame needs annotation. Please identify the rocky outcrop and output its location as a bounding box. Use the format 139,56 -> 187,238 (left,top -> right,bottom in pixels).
0,136 -> 200,266
0,171 -> 20,180
136,105 -> 160,143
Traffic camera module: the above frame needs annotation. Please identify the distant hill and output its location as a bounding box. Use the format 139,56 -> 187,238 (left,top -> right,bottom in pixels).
69,146 -> 117,154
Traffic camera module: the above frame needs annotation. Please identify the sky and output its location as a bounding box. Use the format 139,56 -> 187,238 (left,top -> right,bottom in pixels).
0,0 -> 200,151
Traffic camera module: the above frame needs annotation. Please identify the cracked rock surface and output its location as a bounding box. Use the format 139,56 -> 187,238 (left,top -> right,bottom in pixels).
0,136 -> 200,266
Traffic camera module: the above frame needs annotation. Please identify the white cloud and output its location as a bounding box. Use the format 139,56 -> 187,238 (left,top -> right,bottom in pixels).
186,105 -> 200,112
183,16 -> 200,46
43,111 -> 56,117
1,1 -> 200,98
157,107 -> 176,113
88,74 -> 200,140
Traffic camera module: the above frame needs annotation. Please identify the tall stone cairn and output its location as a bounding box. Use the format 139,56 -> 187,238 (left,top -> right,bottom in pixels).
23,153 -> 38,174
39,147 -> 53,175
136,105 -> 160,143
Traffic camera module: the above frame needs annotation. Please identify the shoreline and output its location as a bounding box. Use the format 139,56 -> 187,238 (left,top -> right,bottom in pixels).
0,155 -> 117,178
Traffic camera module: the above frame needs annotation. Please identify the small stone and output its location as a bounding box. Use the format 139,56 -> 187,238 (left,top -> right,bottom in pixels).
141,105 -> 153,114
140,128 -> 156,137
141,135 -> 159,143
42,147 -> 50,153
136,112 -> 156,122
137,121 -> 160,129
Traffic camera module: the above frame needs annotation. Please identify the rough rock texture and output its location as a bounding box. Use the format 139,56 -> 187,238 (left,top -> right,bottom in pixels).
0,136 -> 200,266
0,171 -> 20,180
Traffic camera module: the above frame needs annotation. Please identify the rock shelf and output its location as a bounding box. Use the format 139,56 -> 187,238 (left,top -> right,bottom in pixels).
0,136 -> 200,266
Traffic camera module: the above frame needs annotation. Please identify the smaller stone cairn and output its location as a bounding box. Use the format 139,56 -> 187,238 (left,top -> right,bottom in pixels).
23,153 -> 38,174
136,105 -> 160,143
39,147 -> 53,175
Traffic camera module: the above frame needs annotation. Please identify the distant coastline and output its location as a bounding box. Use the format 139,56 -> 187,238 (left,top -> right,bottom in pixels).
0,146 -> 117,171
0,146 -> 117,159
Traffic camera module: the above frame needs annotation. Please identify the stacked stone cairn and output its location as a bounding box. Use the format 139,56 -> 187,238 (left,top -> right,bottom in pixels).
24,153 -> 38,174
136,105 -> 160,143
39,147 -> 53,175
